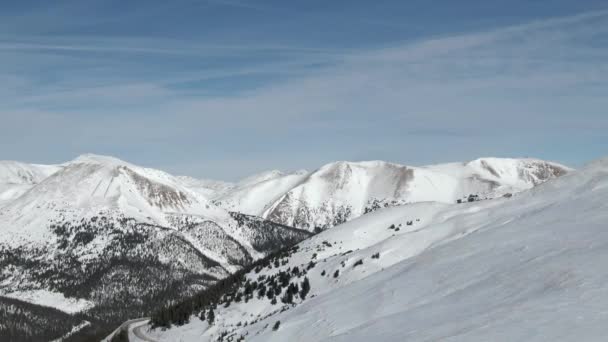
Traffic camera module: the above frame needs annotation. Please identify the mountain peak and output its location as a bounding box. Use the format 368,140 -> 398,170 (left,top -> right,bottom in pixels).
70,154 -> 132,167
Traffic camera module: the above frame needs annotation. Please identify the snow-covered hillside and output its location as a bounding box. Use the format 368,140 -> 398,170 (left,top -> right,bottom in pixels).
212,170 -> 309,216
133,158 -> 607,342
0,161 -> 61,207
0,154 -> 574,340
176,175 -> 236,199
0,154 -> 311,339
1,154 -> 229,245
201,158 -> 569,231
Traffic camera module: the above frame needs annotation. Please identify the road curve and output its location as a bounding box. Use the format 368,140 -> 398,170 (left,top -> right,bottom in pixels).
102,317 -> 149,342
130,320 -> 161,342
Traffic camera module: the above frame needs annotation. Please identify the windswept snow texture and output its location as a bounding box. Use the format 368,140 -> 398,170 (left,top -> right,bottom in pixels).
140,158 -> 608,342
199,158 -> 569,231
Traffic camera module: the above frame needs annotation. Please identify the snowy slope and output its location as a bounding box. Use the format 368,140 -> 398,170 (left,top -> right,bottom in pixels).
0,154 -> 230,246
136,158 -> 607,342
212,170 -> 309,216
176,175 -> 236,199
0,154 -> 311,321
0,161 -> 61,208
253,158 -> 570,230
180,158 -> 569,231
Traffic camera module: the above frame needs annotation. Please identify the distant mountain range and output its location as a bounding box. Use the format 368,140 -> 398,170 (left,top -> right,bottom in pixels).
197,158 -> 570,230
0,154 -> 569,340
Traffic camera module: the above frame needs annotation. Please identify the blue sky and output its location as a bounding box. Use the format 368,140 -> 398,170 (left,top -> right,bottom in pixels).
0,0 -> 607,180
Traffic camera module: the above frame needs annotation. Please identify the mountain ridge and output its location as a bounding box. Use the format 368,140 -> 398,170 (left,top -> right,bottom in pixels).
1,155 -> 571,235
0,154 -> 312,340
133,157 -> 606,342
203,157 -> 571,231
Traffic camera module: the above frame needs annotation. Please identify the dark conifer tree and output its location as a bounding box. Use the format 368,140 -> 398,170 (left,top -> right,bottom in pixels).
281,290 -> 293,304
207,308 -> 215,325
300,277 -> 310,299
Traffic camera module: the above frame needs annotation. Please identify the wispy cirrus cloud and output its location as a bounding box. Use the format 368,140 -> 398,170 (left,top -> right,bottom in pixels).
0,4 -> 607,179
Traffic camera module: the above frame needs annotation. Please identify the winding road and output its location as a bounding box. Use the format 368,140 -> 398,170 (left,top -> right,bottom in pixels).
130,319 -> 160,342
103,318 -> 156,342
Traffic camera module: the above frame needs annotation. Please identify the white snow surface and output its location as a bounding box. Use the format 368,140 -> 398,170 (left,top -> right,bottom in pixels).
0,154 -> 311,314
0,160 -> 60,185
0,160 -> 61,207
197,157 -> 570,230
176,175 -> 236,199
212,170 -> 310,216
1,289 -> 94,314
138,158 -> 608,342
0,154 -> 570,316
0,154 -> 236,246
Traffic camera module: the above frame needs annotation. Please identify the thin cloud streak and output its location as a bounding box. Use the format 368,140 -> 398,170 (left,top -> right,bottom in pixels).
0,9 -> 606,178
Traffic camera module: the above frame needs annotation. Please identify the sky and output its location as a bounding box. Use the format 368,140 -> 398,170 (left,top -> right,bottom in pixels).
0,0 -> 607,180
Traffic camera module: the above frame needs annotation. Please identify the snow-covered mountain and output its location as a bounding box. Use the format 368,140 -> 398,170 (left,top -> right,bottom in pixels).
198,158 -> 570,231
0,154 -> 572,340
211,170 -> 310,217
0,160 -> 61,207
0,154 -> 311,339
176,175 -> 235,199
131,157 -> 608,342
1,154 -> 228,245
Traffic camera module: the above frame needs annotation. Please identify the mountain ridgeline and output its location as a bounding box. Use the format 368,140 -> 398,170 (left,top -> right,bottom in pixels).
0,155 -> 311,341
130,159 -> 608,342
205,158 -> 569,230
0,155 -> 569,341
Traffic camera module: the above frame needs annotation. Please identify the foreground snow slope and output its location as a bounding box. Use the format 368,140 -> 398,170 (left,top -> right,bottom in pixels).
140,158 -> 607,342
202,158 -> 569,231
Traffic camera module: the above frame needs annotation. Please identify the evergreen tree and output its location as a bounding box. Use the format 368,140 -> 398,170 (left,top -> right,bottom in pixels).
300,277 -> 310,299
244,282 -> 253,296
258,284 -> 267,298
287,282 -> 299,296
281,290 -> 293,304
266,287 -> 275,300
207,308 -> 215,325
